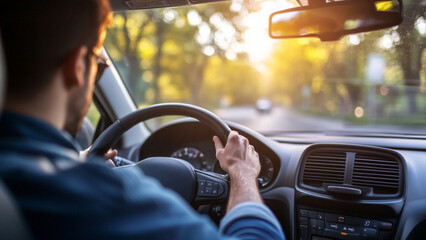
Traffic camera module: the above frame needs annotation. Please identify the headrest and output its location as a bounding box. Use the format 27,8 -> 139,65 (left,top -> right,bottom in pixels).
0,33 -> 4,110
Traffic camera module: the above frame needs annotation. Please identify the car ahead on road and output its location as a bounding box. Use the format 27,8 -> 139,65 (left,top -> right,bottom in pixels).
3,0 -> 426,239
256,98 -> 273,113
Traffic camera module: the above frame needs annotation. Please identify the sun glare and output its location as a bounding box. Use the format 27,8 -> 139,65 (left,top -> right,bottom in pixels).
241,0 -> 294,63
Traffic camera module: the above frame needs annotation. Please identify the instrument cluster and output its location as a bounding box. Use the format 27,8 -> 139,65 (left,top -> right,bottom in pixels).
171,147 -> 274,187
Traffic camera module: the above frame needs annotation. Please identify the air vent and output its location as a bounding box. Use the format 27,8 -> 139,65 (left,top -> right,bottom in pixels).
299,145 -> 404,199
352,153 -> 401,195
303,151 -> 346,187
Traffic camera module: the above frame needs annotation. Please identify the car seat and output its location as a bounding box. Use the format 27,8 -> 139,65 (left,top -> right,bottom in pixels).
0,32 -> 32,240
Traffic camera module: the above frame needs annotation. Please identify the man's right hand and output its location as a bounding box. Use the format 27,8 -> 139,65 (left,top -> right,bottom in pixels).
213,131 -> 263,212
213,131 -> 260,180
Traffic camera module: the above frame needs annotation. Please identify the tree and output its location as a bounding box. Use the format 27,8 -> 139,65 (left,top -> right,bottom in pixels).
165,2 -> 257,105
203,56 -> 261,105
268,39 -> 330,108
105,11 -> 154,104
105,2 -> 257,106
394,0 -> 425,113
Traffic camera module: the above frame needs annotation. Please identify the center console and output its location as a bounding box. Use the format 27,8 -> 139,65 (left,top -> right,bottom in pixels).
297,207 -> 394,240
295,145 -> 405,240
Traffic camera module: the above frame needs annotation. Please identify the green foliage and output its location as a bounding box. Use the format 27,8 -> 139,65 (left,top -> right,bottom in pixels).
203,57 -> 261,105
104,2 -> 260,107
86,103 -> 100,127
267,0 -> 425,121
103,0 -> 425,127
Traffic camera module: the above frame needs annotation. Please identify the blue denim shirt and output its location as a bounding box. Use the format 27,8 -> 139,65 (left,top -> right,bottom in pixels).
0,111 -> 285,240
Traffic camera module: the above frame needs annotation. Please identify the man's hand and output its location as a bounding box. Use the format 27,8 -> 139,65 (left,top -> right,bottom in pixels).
80,148 -> 118,166
213,131 -> 260,180
213,131 -> 263,212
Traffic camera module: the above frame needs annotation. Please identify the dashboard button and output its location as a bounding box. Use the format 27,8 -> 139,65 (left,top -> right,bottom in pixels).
212,183 -> 218,196
299,209 -> 308,217
362,228 -> 378,239
371,221 -> 380,229
363,219 -> 380,229
218,183 -> 225,196
198,180 -> 206,195
338,216 -> 345,223
363,219 -> 372,227
325,222 -> 341,231
310,219 -> 324,230
323,229 -> 355,239
379,221 -> 392,231
317,212 -> 325,220
342,225 -> 360,234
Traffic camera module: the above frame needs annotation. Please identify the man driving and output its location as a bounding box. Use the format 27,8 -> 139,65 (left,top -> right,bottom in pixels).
0,0 -> 284,239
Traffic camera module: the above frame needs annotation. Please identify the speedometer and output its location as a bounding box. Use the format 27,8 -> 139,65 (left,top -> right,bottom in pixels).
171,147 -> 212,171
259,157 -> 274,187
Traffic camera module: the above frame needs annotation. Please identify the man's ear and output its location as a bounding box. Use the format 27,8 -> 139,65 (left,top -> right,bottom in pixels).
62,46 -> 88,89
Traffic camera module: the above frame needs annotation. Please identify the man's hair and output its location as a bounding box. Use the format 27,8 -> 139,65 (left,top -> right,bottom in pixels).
0,0 -> 111,99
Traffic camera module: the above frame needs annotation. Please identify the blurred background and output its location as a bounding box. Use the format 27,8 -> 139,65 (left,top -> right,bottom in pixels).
89,0 -> 426,134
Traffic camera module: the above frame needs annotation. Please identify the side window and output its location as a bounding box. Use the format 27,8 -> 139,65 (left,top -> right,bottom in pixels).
75,103 -> 100,150
86,102 -> 101,127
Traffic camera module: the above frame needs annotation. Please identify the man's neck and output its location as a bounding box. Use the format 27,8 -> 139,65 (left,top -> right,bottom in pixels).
4,83 -> 67,131
4,100 -> 64,131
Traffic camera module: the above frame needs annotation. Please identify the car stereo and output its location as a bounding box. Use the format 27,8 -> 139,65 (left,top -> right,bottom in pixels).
297,208 -> 394,240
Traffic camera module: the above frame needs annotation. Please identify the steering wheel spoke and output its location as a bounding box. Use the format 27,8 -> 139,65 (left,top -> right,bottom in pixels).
194,170 -> 229,205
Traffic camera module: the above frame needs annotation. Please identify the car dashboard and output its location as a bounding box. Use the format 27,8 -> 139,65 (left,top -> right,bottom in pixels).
133,119 -> 426,240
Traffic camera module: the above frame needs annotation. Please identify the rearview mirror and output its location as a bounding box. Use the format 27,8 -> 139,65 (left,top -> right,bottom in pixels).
269,0 -> 402,41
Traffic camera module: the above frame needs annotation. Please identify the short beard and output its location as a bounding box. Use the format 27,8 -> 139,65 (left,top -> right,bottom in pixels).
64,83 -> 90,137
64,60 -> 93,137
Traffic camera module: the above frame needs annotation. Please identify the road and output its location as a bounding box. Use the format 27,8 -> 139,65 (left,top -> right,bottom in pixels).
214,106 -> 345,132
214,106 -> 426,134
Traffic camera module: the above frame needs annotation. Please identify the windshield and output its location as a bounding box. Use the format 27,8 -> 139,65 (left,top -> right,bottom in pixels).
104,0 -> 426,135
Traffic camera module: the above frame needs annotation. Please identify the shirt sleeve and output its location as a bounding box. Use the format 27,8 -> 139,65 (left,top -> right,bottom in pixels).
1,155 -> 286,240
220,202 -> 286,240
113,166 -> 285,240
110,165 -> 232,240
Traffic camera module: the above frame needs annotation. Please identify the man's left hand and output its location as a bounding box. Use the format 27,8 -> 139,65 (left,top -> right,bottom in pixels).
80,148 -> 118,166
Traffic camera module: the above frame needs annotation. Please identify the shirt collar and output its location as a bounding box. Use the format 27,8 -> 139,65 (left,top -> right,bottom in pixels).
0,110 -> 81,152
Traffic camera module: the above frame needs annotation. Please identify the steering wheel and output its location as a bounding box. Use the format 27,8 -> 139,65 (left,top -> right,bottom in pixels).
88,103 -> 231,205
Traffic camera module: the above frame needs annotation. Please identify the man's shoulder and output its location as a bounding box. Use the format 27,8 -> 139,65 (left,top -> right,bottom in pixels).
0,142 -> 101,176
0,148 -> 130,213
0,145 -> 166,209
